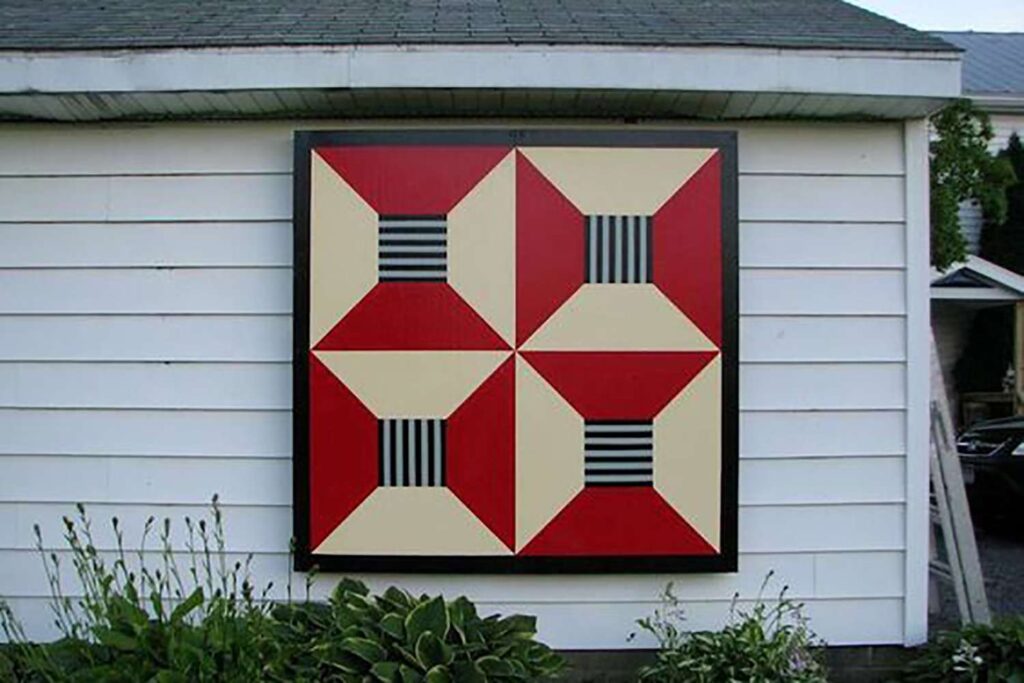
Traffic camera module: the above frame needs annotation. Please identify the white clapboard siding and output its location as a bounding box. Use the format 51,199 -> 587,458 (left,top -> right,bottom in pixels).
740,270 -> 905,315
0,315 -> 901,362
0,361 -> 902,411
740,223 -> 905,268
0,408 -> 292,457
739,176 -> 904,223
741,317 -> 905,362
740,363 -> 905,411
0,268 -> 899,315
0,120 -> 913,648
0,174 -> 900,224
0,223 -> 293,268
740,410 -> 905,458
0,362 -> 293,410
0,175 -> 291,222
0,315 -> 294,362
734,122 -> 904,176
0,455 -> 901,507
1,221 -> 899,269
0,268 -> 292,314
0,121 -> 903,177
0,549 -> 903,604
0,502 -> 906,555
0,408 -> 902,459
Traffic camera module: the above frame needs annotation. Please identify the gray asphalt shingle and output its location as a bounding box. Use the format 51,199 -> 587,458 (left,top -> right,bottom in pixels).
933,32 -> 1024,96
0,0 -> 955,52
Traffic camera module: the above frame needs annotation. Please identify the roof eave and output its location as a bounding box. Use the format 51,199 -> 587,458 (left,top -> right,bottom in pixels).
0,44 -> 963,122
967,93 -> 1024,114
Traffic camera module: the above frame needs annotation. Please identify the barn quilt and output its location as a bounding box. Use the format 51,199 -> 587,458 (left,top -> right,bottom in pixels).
293,130 -> 738,573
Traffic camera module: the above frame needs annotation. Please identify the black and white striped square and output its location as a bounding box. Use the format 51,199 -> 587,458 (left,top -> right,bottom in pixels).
378,215 -> 447,282
584,420 -> 653,486
379,418 -> 446,487
585,215 -> 653,284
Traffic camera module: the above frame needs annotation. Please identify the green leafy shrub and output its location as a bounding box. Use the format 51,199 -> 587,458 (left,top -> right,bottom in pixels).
0,498 -> 276,682
633,575 -> 828,683
264,578 -> 565,682
0,500 -> 565,683
902,617 -> 1024,682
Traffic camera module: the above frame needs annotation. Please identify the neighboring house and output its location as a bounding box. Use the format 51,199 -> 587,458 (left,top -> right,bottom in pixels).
930,32 -> 1024,426
0,0 -> 959,657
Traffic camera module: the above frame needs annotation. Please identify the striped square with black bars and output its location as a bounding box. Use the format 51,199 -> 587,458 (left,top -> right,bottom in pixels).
378,215 -> 447,282
584,420 -> 654,486
584,215 -> 653,284
378,418 -> 446,487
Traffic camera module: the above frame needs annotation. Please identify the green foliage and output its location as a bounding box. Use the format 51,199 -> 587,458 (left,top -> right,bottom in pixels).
633,575 -> 828,683
0,502 -> 565,683
902,616 -> 1024,682
981,133 -> 1024,274
930,99 -> 1016,270
0,497 -> 276,682
264,580 -> 566,682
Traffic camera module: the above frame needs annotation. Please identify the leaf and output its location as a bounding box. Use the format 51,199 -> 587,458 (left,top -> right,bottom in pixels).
170,587 -> 204,625
475,656 -> 513,677
333,577 -> 371,602
381,612 -> 406,641
451,661 -> 487,683
415,631 -> 454,669
371,661 -> 402,683
95,628 -> 138,652
400,664 -> 425,683
342,636 -> 388,664
497,615 -> 536,639
405,596 -> 450,644
425,665 -> 453,683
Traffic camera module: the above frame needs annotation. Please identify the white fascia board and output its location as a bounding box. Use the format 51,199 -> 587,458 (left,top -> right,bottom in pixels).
964,255 -> 1024,294
0,44 -> 962,100
930,287 -> 1022,301
969,94 -> 1024,114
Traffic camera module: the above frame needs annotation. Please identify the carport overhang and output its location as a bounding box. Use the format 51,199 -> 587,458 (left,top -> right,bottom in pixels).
0,43 -> 962,121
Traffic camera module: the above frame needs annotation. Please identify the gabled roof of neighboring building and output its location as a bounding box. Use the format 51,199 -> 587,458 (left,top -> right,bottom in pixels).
932,256 -> 1024,302
933,32 -> 1024,96
0,0 -> 955,52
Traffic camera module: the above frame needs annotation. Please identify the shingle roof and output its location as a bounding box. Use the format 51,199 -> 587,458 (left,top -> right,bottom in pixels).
0,0 -> 956,52
932,32 -> 1024,96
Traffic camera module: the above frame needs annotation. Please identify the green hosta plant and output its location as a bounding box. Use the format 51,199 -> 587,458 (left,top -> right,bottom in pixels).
633,574 -> 828,683
902,617 -> 1024,682
267,578 -> 566,682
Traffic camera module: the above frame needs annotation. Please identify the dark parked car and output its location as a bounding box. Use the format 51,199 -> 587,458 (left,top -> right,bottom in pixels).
957,415 -> 1024,522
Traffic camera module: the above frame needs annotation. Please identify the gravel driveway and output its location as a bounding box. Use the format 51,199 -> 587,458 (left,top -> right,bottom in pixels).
932,523 -> 1024,633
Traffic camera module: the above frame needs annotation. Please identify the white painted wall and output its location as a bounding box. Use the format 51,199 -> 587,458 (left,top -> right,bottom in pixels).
0,120 -> 920,649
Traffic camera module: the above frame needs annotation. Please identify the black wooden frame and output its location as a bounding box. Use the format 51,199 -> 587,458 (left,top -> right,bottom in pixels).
293,129 -> 739,574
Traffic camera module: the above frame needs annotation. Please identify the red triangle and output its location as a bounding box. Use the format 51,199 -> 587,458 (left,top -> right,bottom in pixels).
309,353 -> 378,549
520,351 -> 717,419
654,153 -> 723,346
316,146 -> 510,214
516,152 -> 585,346
447,357 -> 516,550
519,487 -> 717,556
316,283 -> 510,350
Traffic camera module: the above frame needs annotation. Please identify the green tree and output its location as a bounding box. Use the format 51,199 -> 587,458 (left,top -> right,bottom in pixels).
980,133 -> 1024,274
930,99 -> 1015,270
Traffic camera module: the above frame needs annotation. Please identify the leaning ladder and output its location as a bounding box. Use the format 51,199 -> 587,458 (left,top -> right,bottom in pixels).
929,335 -> 991,625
